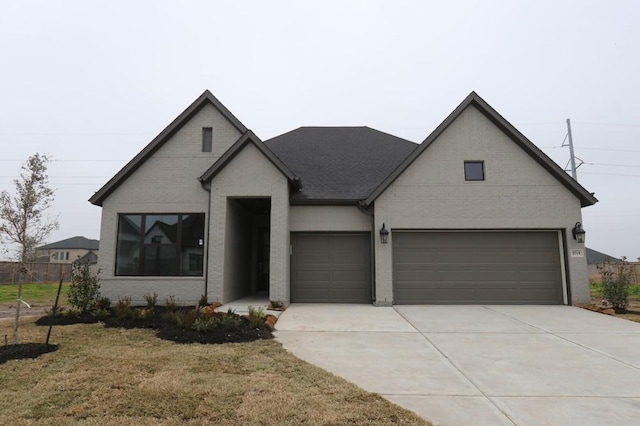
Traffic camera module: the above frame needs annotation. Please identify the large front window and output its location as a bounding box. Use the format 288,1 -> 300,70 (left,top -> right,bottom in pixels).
115,213 -> 205,276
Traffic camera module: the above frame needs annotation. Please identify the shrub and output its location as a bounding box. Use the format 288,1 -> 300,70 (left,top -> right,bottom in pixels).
67,263 -> 100,313
217,311 -> 244,331
165,295 -> 178,312
113,296 -> 132,319
247,306 -> 266,327
91,308 -> 110,320
269,300 -> 284,310
198,294 -> 208,307
96,296 -> 111,310
46,305 -> 64,317
192,316 -> 217,333
143,292 -> 158,308
598,257 -> 633,311
167,310 -> 198,329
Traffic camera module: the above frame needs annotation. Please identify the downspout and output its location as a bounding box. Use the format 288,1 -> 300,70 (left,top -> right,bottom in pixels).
199,179 -> 212,300
357,200 -> 376,304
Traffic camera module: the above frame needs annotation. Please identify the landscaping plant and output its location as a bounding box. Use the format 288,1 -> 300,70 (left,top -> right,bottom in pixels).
67,263 -> 100,314
598,257 -> 633,311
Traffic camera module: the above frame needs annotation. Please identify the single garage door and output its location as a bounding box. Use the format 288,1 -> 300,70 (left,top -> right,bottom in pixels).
291,233 -> 371,303
393,231 -> 563,304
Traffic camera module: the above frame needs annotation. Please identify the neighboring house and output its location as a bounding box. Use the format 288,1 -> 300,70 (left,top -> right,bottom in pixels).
36,236 -> 99,265
89,90 -> 597,306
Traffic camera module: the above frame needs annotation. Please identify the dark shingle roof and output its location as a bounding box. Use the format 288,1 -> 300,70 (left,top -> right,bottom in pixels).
265,127 -> 417,203
73,251 -> 98,265
586,248 -> 621,265
38,236 -> 99,250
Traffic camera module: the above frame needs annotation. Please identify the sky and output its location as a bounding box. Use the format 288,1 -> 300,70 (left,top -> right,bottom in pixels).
1,0 -> 639,260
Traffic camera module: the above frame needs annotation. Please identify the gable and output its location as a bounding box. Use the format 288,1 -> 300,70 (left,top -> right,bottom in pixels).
89,90 -> 247,206
365,92 -> 597,208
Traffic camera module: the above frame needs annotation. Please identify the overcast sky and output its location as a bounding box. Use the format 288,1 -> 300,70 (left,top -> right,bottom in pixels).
1,0 -> 638,261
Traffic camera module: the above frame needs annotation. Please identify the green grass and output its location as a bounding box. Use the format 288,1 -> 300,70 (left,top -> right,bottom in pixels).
0,319 -> 430,425
0,282 -> 69,306
590,282 -> 640,300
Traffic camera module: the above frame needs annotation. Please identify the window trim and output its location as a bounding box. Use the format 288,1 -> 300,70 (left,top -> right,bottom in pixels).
464,161 -> 485,181
115,213 -> 205,277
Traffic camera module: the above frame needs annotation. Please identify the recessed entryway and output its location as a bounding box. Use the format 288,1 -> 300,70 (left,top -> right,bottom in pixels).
224,198 -> 271,300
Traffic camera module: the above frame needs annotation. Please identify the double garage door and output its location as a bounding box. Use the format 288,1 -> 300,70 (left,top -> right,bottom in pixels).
291,233 -> 372,303
290,231 -> 564,304
393,231 -> 564,304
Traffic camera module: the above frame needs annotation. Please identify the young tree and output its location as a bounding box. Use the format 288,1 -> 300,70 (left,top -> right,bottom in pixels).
0,153 -> 59,343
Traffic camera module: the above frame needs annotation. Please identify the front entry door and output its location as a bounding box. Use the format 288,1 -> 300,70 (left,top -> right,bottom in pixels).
257,228 -> 270,292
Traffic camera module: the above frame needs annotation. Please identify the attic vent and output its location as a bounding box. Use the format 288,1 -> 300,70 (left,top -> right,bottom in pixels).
202,127 -> 213,152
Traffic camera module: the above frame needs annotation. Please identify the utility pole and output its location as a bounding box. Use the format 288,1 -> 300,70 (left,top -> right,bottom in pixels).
562,118 -> 583,181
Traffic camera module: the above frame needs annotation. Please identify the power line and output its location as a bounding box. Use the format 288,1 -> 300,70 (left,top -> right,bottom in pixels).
584,162 -> 640,168
580,171 -> 640,177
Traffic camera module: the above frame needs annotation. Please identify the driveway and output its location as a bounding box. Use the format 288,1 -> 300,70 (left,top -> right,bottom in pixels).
274,304 -> 640,426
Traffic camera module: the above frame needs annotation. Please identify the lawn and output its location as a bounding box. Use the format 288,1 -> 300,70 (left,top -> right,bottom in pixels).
0,318 -> 430,425
589,282 -> 640,300
0,282 -> 69,306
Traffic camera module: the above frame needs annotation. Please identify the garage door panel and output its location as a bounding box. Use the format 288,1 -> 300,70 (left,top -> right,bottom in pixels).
393,231 -> 563,305
292,233 -> 371,303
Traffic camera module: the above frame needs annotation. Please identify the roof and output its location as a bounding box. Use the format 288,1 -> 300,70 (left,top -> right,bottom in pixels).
73,251 -> 98,265
265,127 -> 417,204
38,236 -> 99,250
364,92 -> 599,208
89,90 -> 249,206
200,131 -> 301,188
586,248 -> 621,265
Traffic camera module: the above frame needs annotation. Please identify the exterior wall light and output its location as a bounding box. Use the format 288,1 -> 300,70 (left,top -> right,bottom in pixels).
572,222 -> 586,243
379,223 -> 389,244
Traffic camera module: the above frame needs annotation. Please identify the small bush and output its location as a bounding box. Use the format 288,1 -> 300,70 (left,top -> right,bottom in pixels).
198,294 -> 208,307
96,296 -> 111,310
67,263 -> 100,313
165,296 -> 178,312
168,310 -> 198,330
91,308 -> 110,320
46,305 -> 64,317
143,292 -> 158,308
217,311 -> 244,331
598,257 -> 633,311
113,296 -> 132,319
269,300 -> 284,310
192,316 -> 217,333
247,306 -> 266,327
137,307 -> 154,320
63,308 -> 80,319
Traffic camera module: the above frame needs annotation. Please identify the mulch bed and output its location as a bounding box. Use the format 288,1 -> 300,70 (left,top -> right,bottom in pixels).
0,343 -> 58,364
35,306 -> 273,345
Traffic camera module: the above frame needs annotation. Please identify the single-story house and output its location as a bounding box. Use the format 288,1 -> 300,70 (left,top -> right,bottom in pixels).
89,90 -> 597,306
36,236 -> 99,265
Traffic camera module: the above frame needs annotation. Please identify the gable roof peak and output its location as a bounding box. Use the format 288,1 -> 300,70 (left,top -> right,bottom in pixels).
89,89 -> 248,206
364,92 -> 598,208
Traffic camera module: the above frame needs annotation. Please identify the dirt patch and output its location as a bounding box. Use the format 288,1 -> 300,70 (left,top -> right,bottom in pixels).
0,343 -> 58,364
586,296 -> 640,323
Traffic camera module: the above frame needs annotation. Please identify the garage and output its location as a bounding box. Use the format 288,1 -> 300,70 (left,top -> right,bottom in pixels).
393,231 -> 564,304
291,233 -> 372,303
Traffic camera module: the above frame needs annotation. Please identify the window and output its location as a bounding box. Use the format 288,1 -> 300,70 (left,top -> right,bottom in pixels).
54,251 -> 69,261
202,127 -> 212,152
464,161 -> 485,181
115,213 -> 205,276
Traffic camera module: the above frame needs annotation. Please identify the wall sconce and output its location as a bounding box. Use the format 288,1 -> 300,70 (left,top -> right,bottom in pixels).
379,223 -> 389,244
572,222 -> 586,243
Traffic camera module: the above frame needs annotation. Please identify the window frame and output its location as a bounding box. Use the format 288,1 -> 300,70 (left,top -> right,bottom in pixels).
464,161 -> 485,181
115,213 -> 205,277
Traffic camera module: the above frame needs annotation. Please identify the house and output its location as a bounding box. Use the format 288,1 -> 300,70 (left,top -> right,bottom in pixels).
89,90 -> 597,306
36,236 -> 99,265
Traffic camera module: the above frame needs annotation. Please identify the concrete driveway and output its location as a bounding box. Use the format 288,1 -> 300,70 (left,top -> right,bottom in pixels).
274,304 -> 640,426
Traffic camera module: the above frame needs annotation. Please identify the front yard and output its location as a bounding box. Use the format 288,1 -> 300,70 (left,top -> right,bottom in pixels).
0,318 -> 429,425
